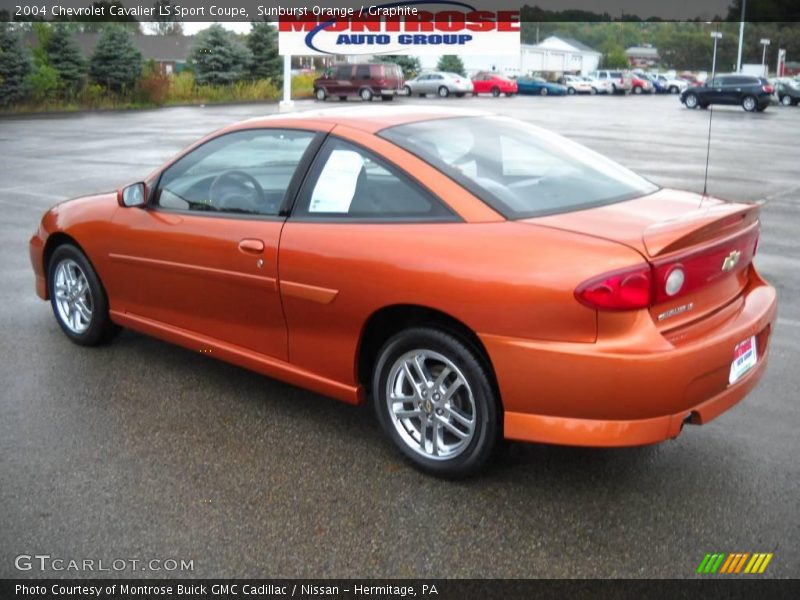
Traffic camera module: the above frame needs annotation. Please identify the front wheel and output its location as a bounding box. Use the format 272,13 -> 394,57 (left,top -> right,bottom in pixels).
314,88 -> 327,101
438,86 -> 450,98
539,87 -> 548,96
780,95 -> 792,106
742,95 -> 757,112
669,85 -> 679,94
360,88 -> 374,102
491,87 -> 500,97
567,87 -> 576,95
684,93 -> 699,109
373,328 -> 499,478
48,244 -> 119,346
403,85 -> 412,96
633,86 -> 643,94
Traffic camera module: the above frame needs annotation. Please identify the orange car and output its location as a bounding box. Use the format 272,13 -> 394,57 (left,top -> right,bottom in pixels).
29,108 -> 777,477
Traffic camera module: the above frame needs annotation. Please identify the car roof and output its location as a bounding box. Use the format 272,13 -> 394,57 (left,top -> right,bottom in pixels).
240,106 -> 488,134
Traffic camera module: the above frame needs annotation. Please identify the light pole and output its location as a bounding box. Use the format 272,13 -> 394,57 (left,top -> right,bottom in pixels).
736,0 -> 746,72
711,31 -> 723,80
760,38 -> 771,76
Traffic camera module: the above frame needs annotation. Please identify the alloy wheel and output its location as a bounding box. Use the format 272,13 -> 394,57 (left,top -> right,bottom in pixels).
53,258 -> 93,334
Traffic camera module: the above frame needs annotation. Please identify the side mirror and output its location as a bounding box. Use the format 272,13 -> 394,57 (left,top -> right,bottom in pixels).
118,182 -> 147,208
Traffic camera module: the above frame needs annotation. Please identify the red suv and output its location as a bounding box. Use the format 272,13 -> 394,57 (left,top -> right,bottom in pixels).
314,62 -> 404,102
471,72 -> 518,97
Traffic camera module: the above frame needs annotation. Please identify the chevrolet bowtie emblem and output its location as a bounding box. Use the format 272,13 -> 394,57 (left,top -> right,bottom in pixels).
722,250 -> 741,272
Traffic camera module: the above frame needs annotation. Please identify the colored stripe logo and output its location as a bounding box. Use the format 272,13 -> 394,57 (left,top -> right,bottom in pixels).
697,552 -> 773,574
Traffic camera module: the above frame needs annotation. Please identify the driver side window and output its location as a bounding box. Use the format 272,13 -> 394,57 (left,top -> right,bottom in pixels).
157,129 -> 315,216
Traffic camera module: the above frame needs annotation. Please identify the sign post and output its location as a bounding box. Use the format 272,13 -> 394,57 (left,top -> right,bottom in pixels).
279,53 -> 294,112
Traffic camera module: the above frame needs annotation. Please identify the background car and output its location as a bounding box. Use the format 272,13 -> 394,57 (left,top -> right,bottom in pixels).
681,74 -> 774,112
403,71 -> 473,98
559,75 -> 593,95
592,70 -> 633,94
516,76 -> 567,96
653,73 -> 689,94
29,108 -> 777,478
581,75 -> 614,94
314,62 -> 404,102
774,79 -> 800,106
471,72 -> 518,97
630,73 -> 655,94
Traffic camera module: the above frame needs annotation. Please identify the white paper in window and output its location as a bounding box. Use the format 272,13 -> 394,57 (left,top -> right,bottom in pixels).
309,149 -> 364,213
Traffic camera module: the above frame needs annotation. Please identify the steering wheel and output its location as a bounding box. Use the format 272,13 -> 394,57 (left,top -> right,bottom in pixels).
209,170 -> 264,212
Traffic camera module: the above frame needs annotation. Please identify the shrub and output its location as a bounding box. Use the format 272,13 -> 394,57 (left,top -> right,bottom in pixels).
78,83 -> 107,109
168,71 -> 196,103
248,21 -> 281,83
26,64 -> 60,102
291,73 -> 317,99
138,62 -> 170,105
189,24 -> 251,85
45,24 -> 86,97
89,25 -> 142,94
0,24 -> 33,106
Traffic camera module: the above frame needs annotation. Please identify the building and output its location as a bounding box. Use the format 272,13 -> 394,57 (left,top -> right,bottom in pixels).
625,44 -> 660,68
418,35 -> 601,78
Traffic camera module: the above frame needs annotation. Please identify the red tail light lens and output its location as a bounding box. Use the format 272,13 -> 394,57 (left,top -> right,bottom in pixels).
763,85 -> 774,93
575,265 -> 652,311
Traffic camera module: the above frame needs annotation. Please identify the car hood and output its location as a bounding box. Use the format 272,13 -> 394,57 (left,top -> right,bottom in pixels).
519,188 -> 759,259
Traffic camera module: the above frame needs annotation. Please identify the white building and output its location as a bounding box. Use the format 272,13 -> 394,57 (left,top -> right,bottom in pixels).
417,35 -> 601,77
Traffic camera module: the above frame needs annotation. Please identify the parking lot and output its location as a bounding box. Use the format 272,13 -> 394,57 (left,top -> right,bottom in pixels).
1,94 -> 798,578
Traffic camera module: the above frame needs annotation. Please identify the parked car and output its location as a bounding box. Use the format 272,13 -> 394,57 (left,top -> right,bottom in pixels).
635,72 -> 666,93
581,75 -> 614,94
516,76 -> 567,96
29,108 -> 777,477
559,75 -> 593,95
314,62 -> 404,102
681,74 -> 774,112
774,79 -> 800,106
592,70 -> 633,94
652,73 -> 688,94
630,73 -> 655,94
403,71 -> 473,98
471,72 -> 518,96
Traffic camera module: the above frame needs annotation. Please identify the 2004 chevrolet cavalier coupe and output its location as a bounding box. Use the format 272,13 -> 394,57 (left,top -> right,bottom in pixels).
29,107 -> 777,477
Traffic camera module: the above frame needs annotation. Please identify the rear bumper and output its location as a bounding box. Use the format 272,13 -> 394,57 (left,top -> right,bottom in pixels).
481,271 -> 777,447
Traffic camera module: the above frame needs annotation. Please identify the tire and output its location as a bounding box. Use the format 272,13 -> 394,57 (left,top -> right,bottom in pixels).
684,93 -> 699,109
589,87 -> 597,95
381,95 -> 394,101
742,95 -> 757,112
491,87 -> 500,97
48,244 -> 119,346
438,86 -> 449,98
633,86 -> 643,94
403,85 -> 412,96
669,86 -> 679,94
780,95 -> 792,106
314,88 -> 327,101
567,87 -> 576,95
539,87 -> 548,96
373,327 -> 499,478
360,88 -> 374,101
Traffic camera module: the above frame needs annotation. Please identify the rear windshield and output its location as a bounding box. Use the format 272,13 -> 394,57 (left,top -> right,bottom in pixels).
380,116 -> 659,219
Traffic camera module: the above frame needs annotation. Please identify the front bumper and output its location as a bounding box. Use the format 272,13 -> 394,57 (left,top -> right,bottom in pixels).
482,270 -> 777,447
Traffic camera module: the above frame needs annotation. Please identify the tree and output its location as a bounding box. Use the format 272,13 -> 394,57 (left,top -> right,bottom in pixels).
382,55 -> 421,78
45,24 -> 86,96
189,24 -> 251,85
148,1 -> 183,35
89,25 -> 142,93
0,24 -> 33,105
436,55 -> 465,76
247,20 -> 281,82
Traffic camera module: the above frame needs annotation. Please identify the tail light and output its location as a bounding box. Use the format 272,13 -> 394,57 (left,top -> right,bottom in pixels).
763,85 -> 774,93
575,265 -> 652,311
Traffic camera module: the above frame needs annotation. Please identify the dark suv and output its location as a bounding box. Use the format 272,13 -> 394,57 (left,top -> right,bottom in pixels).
680,74 -> 774,112
314,62 -> 404,102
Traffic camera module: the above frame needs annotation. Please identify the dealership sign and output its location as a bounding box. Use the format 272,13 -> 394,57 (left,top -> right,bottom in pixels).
278,3 -> 520,56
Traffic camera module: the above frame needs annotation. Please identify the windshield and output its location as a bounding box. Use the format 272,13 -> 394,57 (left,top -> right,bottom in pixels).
380,116 -> 659,219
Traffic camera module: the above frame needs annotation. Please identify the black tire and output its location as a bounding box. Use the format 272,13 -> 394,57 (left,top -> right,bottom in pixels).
438,86 -> 450,98
360,88 -> 374,101
669,85 -> 679,94
381,95 -> 394,101
491,87 -> 500,97
633,85 -> 643,94
314,87 -> 327,101
48,243 -> 119,346
403,85 -> 412,96
539,87 -> 548,96
779,95 -> 792,107
373,327 -> 499,478
741,95 -> 758,112
567,87 -> 576,95
684,93 -> 699,109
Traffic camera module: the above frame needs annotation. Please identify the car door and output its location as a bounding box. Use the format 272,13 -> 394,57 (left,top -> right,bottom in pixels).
107,128 -> 324,360
332,65 -> 353,96
277,135 -> 458,384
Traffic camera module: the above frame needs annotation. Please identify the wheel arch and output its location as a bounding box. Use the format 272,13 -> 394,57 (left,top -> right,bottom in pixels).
356,304 -> 500,402
43,232 -> 85,294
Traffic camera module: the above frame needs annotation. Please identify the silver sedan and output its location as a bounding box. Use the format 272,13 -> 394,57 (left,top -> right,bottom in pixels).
403,72 -> 474,98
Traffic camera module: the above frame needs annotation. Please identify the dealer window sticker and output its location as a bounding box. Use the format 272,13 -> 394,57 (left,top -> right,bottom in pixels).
310,149 -> 364,213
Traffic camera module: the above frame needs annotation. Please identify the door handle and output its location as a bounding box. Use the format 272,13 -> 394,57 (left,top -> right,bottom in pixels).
238,239 -> 265,254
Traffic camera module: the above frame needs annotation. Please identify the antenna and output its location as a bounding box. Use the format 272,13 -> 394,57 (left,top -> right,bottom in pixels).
703,29 -> 723,198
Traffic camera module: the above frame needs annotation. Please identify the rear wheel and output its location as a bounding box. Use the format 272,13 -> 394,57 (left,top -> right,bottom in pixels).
314,88 -> 327,101
360,88 -> 374,102
742,95 -> 757,112
48,244 -> 118,346
373,328 -> 499,478
567,87 -> 576,95
684,93 -> 699,109
780,95 -> 792,106
589,87 -> 597,95
633,85 -> 643,94
491,87 -> 500,97
539,87 -> 548,96
438,86 -> 450,98
669,85 -> 679,94
403,85 -> 412,96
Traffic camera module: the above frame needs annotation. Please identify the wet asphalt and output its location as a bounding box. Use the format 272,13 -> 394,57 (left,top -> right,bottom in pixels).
0,94 -> 798,578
